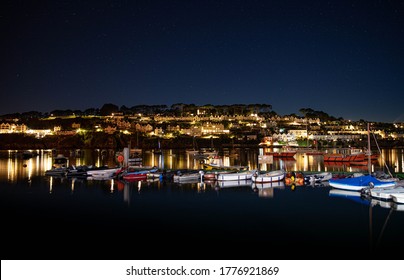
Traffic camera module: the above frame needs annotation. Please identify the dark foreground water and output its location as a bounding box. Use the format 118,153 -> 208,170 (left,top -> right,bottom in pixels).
1,174 -> 404,260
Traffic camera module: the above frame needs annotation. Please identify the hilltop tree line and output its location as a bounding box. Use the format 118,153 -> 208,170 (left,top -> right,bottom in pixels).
1,103 -> 340,123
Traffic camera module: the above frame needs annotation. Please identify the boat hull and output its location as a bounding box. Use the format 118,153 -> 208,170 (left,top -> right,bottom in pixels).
370,186 -> 404,200
329,175 -> 397,191
391,193 -> 404,204
252,170 -> 285,183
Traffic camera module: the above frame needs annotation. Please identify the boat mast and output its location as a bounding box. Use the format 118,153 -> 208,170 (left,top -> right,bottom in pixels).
367,122 -> 371,175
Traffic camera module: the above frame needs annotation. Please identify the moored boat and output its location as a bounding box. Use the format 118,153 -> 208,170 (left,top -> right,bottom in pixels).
86,166 -> 123,179
304,171 -> 333,184
122,172 -> 148,181
329,175 -> 397,192
252,170 -> 285,183
323,146 -> 379,162
173,170 -> 202,183
263,146 -> 297,158
368,183 -> 404,201
216,170 -> 256,181
203,170 -> 236,181
66,165 -> 91,178
391,193 -> 404,204
323,152 -> 366,162
120,166 -> 159,181
265,150 -> 297,158
45,167 -> 68,176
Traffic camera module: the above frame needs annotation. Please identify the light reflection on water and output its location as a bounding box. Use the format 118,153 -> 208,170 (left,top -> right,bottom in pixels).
1,148 -> 404,260
1,148 -> 403,183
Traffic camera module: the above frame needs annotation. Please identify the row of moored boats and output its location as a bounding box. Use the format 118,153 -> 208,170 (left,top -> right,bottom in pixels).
44,154 -> 404,204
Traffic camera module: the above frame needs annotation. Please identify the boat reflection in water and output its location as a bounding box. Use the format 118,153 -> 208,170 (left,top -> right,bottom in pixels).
1,147 -> 404,260
252,180 -> 285,198
215,179 -> 252,189
329,188 -> 404,254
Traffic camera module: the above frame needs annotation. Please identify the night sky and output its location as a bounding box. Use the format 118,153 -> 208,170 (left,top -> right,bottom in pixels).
2,0 -> 404,122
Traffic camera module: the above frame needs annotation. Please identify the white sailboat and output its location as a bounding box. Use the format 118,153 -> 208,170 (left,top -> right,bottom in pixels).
369,181 -> 404,201
251,169 -> 285,183
216,169 -> 256,181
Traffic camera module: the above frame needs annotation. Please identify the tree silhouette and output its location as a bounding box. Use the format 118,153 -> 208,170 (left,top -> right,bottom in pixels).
100,103 -> 119,116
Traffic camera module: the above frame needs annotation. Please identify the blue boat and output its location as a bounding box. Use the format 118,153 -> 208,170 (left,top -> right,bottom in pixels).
329,175 -> 397,192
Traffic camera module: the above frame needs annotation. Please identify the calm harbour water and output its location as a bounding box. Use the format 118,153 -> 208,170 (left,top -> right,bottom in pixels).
1,148 -> 404,260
